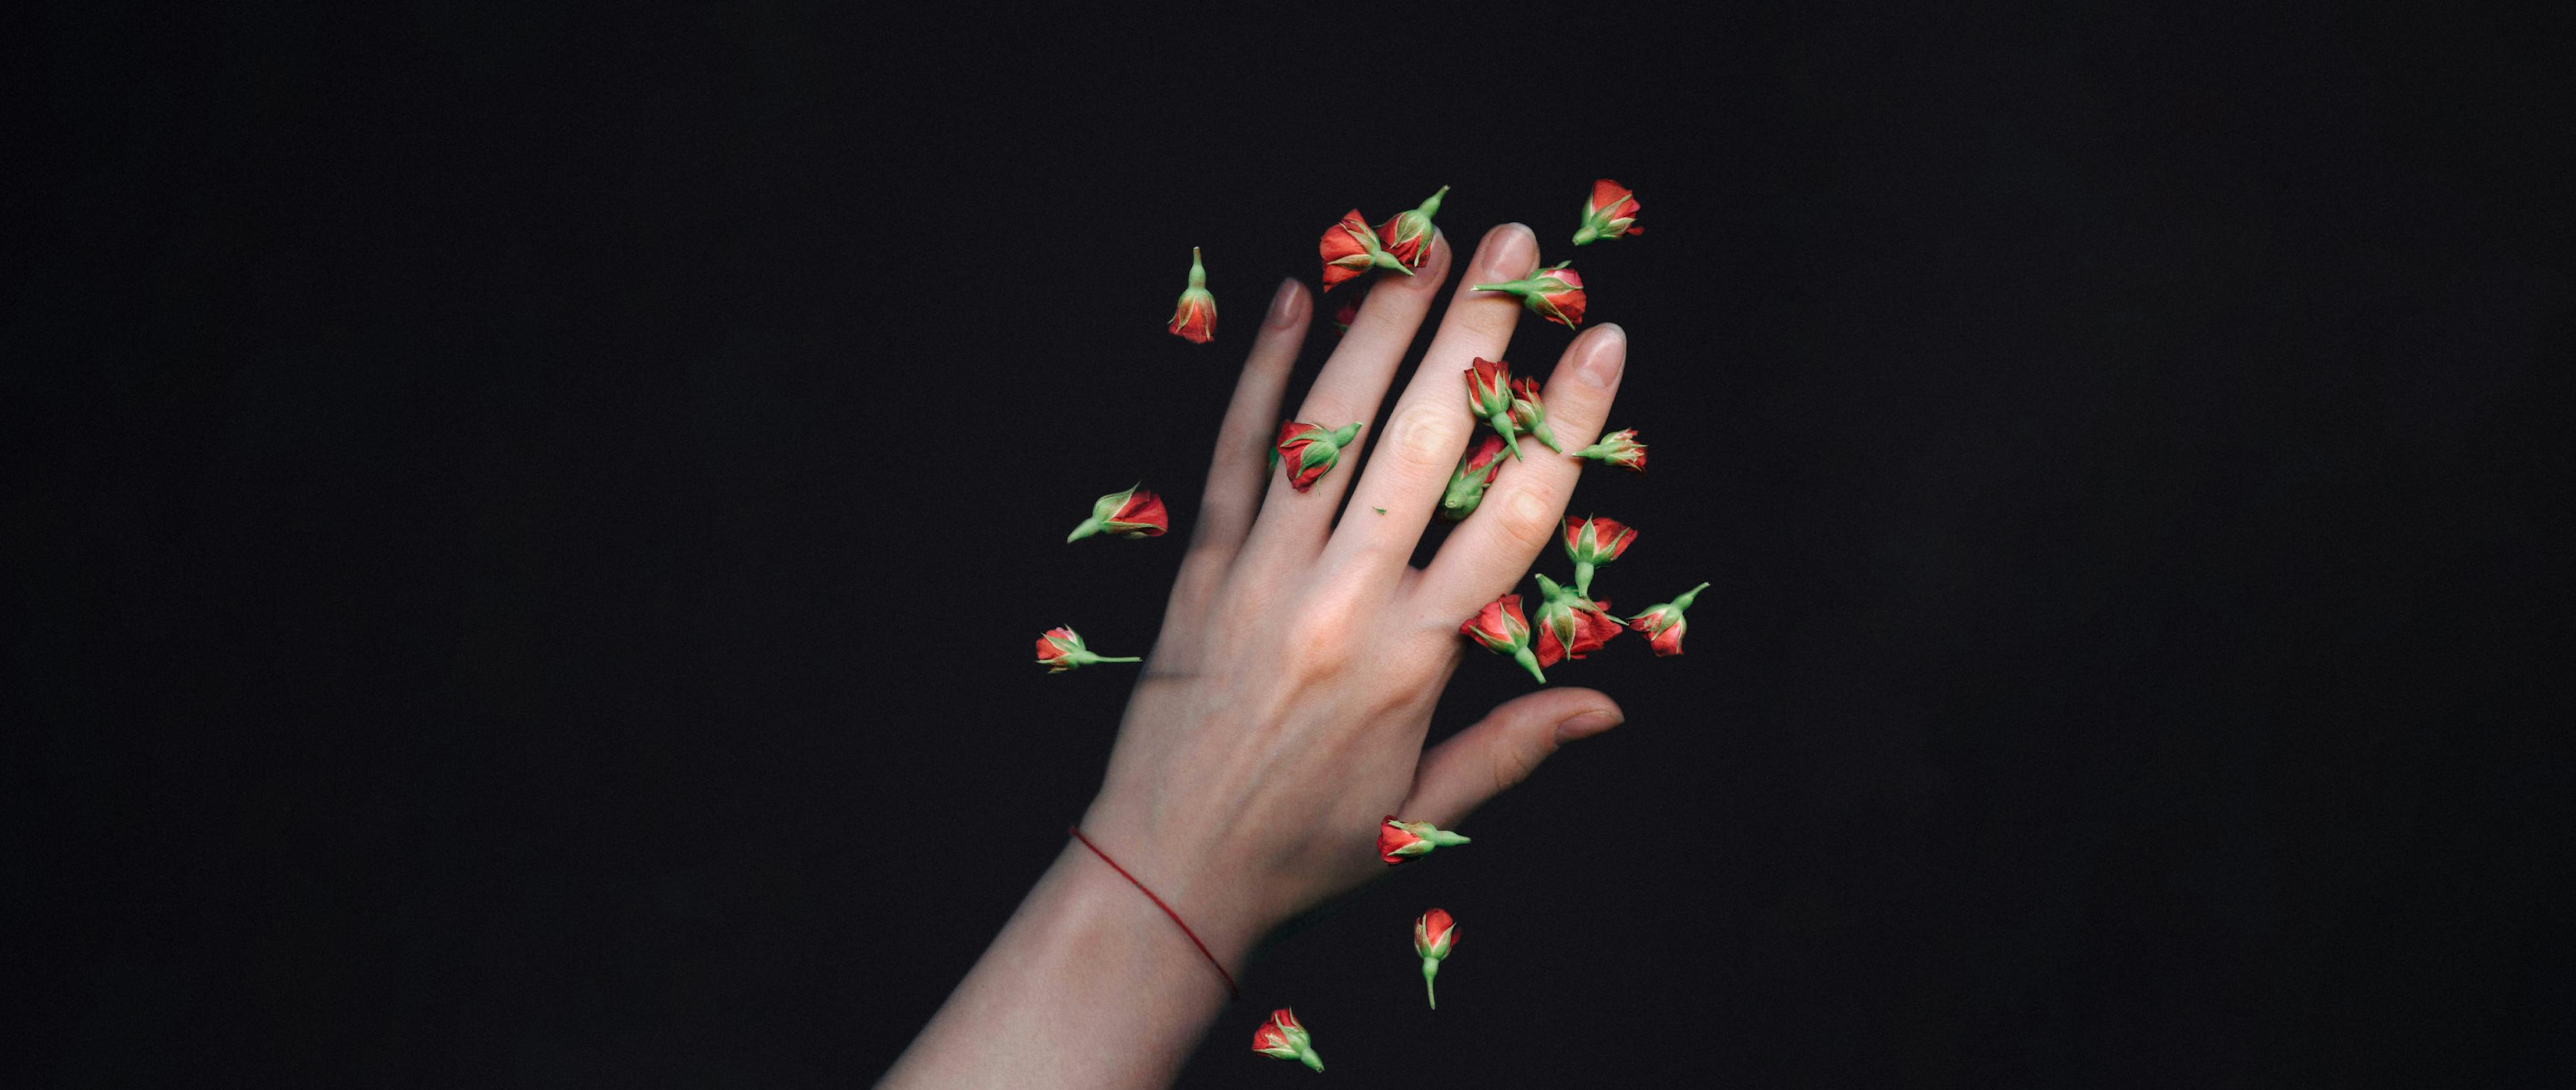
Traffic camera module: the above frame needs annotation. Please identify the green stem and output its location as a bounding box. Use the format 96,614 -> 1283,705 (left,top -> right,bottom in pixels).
1424,960 -> 1440,1009
1514,646 -> 1546,684
1065,519 -> 1102,543
1574,561 -> 1596,598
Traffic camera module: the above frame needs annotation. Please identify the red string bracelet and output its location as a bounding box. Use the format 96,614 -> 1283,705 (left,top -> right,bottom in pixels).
1067,825 -> 1239,1001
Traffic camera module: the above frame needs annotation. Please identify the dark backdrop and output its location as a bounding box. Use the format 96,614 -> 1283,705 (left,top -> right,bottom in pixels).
8,4 -> 2566,1086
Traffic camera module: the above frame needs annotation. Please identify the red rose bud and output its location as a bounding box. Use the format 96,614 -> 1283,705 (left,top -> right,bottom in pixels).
1507,375 -> 1566,455
1529,572 -> 1625,667
1629,581 -> 1709,657
1560,513 -> 1638,598
1572,178 -> 1644,246
1065,484 -> 1169,542
1379,815 -> 1472,866
1275,420 -> 1363,492
1034,626 -> 1141,673
1167,247 -> 1216,343
1464,357 -> 1526,460
1439,434 -> 1508,521
1331,298 -> 1358,336
1251,1007 -> 1324,1072
1415,908 -> 1459,1009
1458,593 -> 1546,684
1472,261 -> 1585,329
1373,184 -> 1448,270
1574,428 -> 1647,473
1319,209 -> 1411,291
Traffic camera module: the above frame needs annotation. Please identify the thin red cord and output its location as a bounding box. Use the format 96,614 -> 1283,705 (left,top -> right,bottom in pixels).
1067,825 -> 1240,1001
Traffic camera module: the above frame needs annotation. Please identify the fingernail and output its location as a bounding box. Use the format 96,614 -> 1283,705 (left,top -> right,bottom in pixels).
1555,709 -> 1623,743
1265,278 -> 1304,329
1576,323 -> 1626,388
1479,223 -> 1536,282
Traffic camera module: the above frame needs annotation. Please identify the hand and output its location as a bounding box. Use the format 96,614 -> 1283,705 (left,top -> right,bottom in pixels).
883,223 -> 1631,1089
1084,221 -> 1630,961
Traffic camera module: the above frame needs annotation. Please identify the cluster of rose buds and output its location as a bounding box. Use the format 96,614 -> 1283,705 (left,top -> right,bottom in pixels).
1462,512 -> 1705,675
1318,187 -> 1449,292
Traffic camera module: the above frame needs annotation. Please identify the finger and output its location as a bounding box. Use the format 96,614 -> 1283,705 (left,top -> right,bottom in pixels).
1400,688 -> 1623,826
1413,324 -> 1628,622
1169,278 -> 1307,612
1326,223 -> 1536,583
1238,234 -> 1453,560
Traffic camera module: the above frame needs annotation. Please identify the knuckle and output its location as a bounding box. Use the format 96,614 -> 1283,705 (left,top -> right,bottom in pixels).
1383,405 -> 1462,474
1491,486 -> 1558,553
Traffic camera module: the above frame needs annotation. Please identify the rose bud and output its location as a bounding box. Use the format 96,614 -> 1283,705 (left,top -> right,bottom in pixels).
1033,626 -> 1141,673
1471,261 -> 1585,329
1167,246 -> 1217,343
1319,209 -> 1411,291
1458,593 -> 1546,684
1439,434 -> 1509,521
1572,178 -> 1644,246
1275,420 -> 1364,492
1065,484 -> 1169,542
1574,428 -> 1647,473
1629,581 -> 1710,657
1250,1007 -> 1324,1072
1330,298 -> 1358,336
1373,184 -> 1449,270
1529,572 -> 1625,666
1415,908 -> 1459,1009
1379,815 -> 1473,866
1507,375 -> 1566,455
1464,357 -> 1525,459
1561,513 -> 1638,598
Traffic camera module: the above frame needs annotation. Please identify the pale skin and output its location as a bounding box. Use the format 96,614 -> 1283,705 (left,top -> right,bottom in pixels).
880,223 -> 1631,1089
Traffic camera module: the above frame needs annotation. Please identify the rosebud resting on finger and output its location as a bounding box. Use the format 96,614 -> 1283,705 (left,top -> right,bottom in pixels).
1508,375 -> 1566,455
1574,427 -> 1647,472
1562,514 -> 1638,598
1033,626 -> 1141,673
1275,421 -> 1363,492
1319,209 -> 1410,290
1415,908 -> 1458,1009
1471,260 -> 1585,329
1250,1008 -> 1325,1072
1459,592 -> 1547,683
1167,247 -> 1216,343
1379,816 -> 1472,865
1065,484 -> 1168,542
1439,434 -> 1509,521
1373,185 -> 1448,270
1629,581 -> 1711,657
1572,178 -> 1644,246
1529,572 -> 1625,667
1464,357 -> 1525,459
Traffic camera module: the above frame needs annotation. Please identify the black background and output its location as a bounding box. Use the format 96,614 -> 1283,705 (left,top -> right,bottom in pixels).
9,3 -> 2567,1086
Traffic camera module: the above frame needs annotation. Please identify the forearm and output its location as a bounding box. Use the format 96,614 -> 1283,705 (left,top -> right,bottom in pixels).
877,841 -> 1243,1089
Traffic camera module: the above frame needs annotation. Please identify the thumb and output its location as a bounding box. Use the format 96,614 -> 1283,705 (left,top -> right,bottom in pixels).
1400,688 -> 1623,826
